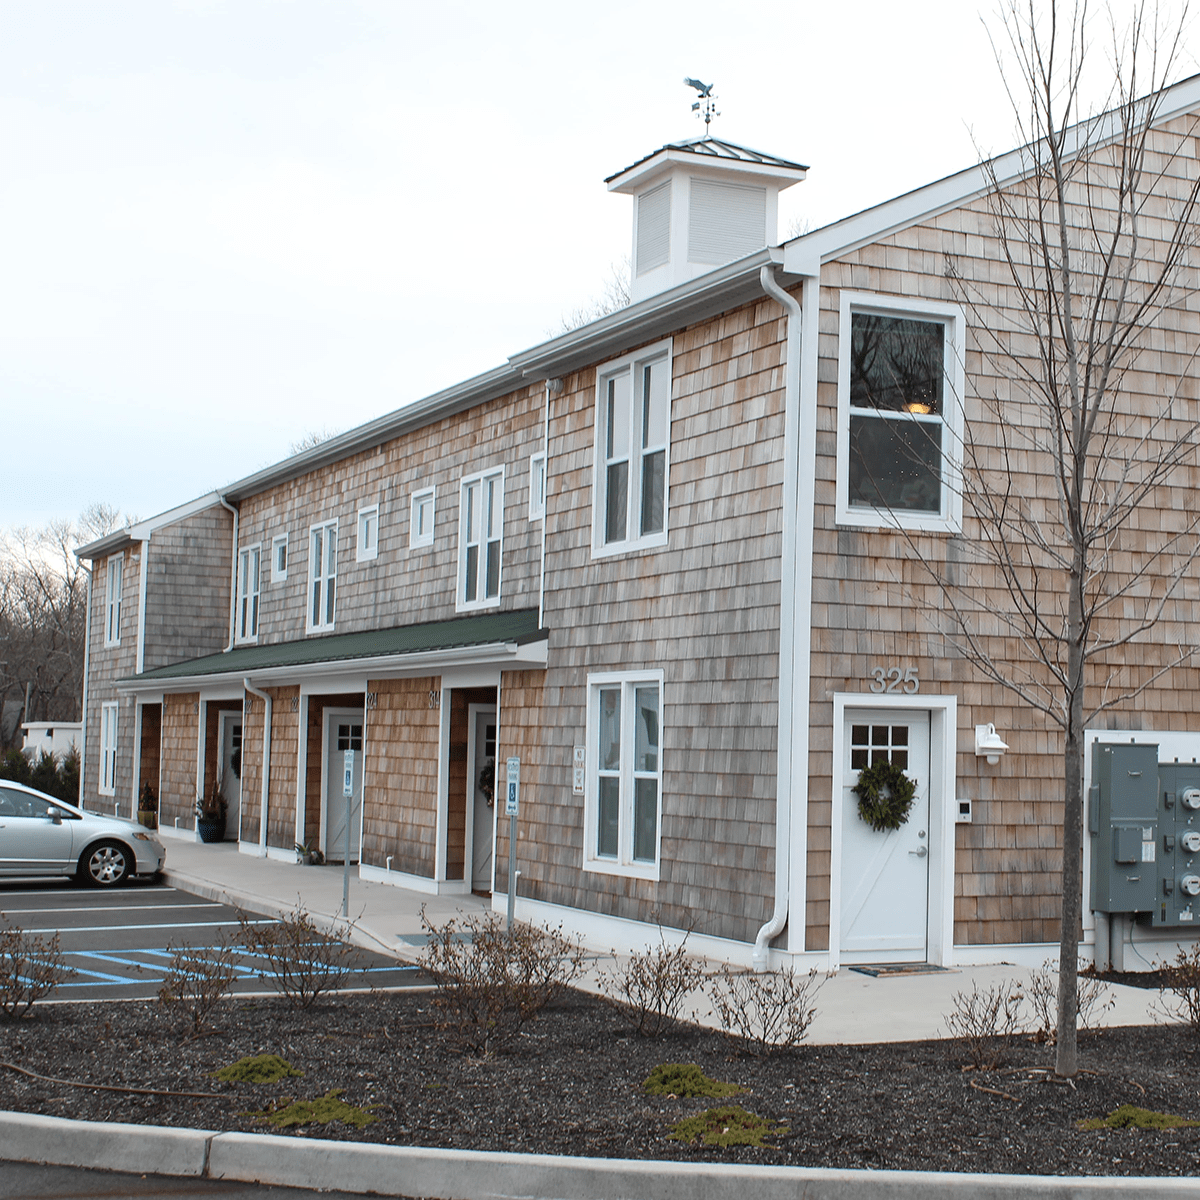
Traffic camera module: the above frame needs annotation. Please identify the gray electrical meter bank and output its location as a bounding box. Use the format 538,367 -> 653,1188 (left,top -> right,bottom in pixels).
1089,744 -> 1159,917
1090,743 -> 1200,927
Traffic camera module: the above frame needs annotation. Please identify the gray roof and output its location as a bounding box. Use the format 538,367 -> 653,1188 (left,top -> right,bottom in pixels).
604,136 -> 808,184
128,608 -> 545,683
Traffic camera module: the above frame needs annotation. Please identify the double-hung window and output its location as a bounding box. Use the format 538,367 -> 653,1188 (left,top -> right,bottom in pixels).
585,671 -> 664,879
356,505 -> 379,562
308,520 -> 338,632
836,292 -> 964,532
593,339 -> 672,555
99,702 -> 118,796
104,556 -> 123,646
458,469 -> 503,610
236,546 -> 260,642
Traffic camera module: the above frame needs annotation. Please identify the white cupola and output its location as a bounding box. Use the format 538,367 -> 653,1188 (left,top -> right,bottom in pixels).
606,136 -> 807,304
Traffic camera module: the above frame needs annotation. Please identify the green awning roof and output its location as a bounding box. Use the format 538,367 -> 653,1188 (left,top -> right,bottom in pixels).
128,608 -> 545,683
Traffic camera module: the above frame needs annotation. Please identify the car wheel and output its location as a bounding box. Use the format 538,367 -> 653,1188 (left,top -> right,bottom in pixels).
80,840 -> 131,887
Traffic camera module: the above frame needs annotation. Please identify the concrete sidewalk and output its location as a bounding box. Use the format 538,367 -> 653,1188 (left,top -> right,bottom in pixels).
159,835 -> 1165,1044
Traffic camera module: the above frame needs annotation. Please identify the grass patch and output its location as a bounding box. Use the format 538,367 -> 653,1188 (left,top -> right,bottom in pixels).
1078,1104 -> 1200,1131
245,1088 -> 377,1129
644,1062 -> 742,1099
668,1104 -> 787,1148
212,1053 -> 303,1084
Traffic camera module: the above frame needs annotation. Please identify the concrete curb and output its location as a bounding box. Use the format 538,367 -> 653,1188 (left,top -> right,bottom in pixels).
2,1111 -> 1197,1200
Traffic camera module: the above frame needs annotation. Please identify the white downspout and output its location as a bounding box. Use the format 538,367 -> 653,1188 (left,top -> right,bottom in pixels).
78,564 -> 93,807
753,264 -> 807,970
243,677 -> 271,855
135,537 -> 150,675
218,495 -> 239,653
537,379 -> 558,628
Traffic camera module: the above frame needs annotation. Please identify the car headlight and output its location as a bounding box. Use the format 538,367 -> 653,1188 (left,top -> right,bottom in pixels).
132,832 -> 155,842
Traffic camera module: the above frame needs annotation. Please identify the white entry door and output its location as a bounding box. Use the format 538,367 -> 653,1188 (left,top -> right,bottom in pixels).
324,710 -> 364,864
468,707 -> 497,892
218,714 -> 242,842
840,710 -> 931,962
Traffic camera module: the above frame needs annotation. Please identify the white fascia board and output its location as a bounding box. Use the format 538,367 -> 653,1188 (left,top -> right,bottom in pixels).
787,71 -> 1200,271
115,638 -> 545,696
607,148 -> 807,193
75,491 -> 224,562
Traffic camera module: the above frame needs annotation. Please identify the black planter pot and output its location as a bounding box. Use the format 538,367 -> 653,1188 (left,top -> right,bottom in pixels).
197,815 -> 227,843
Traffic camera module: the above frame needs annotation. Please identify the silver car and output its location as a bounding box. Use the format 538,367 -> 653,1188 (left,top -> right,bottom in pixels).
0,783 -> 165,886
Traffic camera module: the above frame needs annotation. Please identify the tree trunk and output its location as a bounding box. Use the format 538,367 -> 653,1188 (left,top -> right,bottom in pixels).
1055,559 -> 1086,1077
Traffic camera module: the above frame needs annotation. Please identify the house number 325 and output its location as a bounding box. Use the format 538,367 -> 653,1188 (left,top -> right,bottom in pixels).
869,666 -> 920,694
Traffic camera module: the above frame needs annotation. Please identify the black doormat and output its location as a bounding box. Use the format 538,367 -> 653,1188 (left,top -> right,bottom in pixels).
848,963 -> 955,978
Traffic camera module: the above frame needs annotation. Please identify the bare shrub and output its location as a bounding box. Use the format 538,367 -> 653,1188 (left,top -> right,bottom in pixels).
709,965 -> 823,1055
419,909 -> 586,1054
157,936 -> 240,1035
1156,944 -> 1200,1032
236,906 -> 353,1008
596,931 -> 706,1037
944,980 -> 1025,1070
0,918 -> 71,1019
1026,960 -> 1116,1042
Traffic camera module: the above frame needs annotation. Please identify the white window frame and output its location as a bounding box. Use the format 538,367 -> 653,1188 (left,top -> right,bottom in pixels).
529,451 -> 546,521
236,544 -> 261,644
592,337 -> 673,558
457,469 -> 504,612
583,669 -> 664,881
307,519 -> 338,633
104,555 -> 123,647
356,504 -> 379,563
411,487 -> 435,549
99,701 -> 118,796
836,291 -> 965,533
271,534 -> 288,584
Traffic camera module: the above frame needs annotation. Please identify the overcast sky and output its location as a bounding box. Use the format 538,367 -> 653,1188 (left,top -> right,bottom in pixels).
3,0 -> 1191,530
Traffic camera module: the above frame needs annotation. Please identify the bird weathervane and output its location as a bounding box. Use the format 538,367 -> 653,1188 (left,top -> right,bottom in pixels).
684,78 -> 719,130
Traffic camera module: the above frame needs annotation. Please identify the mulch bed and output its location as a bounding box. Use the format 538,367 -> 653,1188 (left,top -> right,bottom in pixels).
3,984 -> 1200,1177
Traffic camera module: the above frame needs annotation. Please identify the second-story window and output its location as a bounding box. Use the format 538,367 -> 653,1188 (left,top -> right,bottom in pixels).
411,487 -> 435,548
104,555 -> 123,646
271,534 -> 288,583
237,546 -> 260,642
459,469 -> 503,610
356,505 -> 379,562
593,338 -> 672,556
308,520 -> 338,632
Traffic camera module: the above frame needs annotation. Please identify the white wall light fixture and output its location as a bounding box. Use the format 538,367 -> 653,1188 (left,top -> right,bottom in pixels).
975,723 -> 1009,765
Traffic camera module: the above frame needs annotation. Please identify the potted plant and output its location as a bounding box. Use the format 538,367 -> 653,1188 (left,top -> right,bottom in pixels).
137,781 -> 158,830
195,781 -> 228,843
295,840 -> 324,866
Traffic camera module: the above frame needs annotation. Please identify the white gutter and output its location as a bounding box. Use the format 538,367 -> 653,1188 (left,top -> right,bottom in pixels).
217,496 -> 239,653
135,537 -> 150,675
116,638 -> 543,696
242,677 -> 271,854
78,565 -> 93,806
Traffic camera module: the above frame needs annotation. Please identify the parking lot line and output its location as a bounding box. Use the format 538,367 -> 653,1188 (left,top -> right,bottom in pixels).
23,919 -> 278,934
0,903 -> 224,914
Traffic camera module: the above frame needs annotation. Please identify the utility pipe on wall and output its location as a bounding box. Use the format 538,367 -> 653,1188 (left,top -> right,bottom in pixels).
78,565 -> 93,807
218,496 -> 239,653
135,537 -> 150,675
243,677 -> 271,855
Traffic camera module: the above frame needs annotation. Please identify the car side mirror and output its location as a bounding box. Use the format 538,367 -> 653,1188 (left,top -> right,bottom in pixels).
47,808 -> 62,825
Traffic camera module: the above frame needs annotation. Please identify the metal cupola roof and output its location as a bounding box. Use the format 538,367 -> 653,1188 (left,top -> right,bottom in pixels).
605,135 -> 808,192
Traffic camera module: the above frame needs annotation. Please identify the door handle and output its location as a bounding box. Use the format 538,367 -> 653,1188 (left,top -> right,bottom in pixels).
909,846 -> 928,858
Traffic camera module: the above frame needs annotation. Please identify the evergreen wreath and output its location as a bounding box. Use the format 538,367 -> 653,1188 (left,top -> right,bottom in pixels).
853,759 -> 917,832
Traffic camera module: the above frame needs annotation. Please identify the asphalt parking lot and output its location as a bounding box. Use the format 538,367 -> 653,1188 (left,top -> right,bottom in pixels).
0,879 -> 424,1001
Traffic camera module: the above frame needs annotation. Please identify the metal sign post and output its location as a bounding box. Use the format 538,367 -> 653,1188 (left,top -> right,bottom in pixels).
342,748 -> 354,919
505,757 -> 520,931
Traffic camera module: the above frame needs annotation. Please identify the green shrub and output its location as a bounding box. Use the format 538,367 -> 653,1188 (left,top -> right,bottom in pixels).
212,1053 -> 303,1084
245,1088 -> 376,1129
1,747 -> 80,806
1078,1104 -> 1200,1131
644,1062 -> 742,1098
668,1105 -> 788,1148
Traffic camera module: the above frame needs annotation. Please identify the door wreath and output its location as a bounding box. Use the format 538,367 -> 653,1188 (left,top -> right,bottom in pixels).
853,759 -> 917,832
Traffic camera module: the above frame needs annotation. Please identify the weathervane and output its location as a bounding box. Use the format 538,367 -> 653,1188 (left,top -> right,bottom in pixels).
684,78 -> 719,130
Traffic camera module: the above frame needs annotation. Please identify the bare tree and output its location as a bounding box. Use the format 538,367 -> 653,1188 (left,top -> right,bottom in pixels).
917,0 -> 1200,1076
289,427 -> 343,456
555,257 -> 631,334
